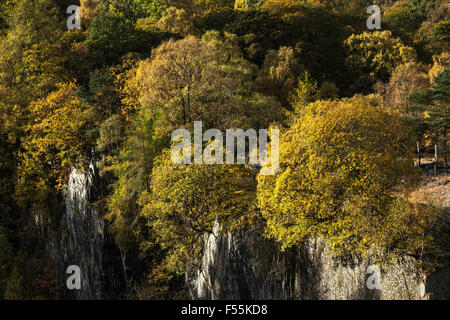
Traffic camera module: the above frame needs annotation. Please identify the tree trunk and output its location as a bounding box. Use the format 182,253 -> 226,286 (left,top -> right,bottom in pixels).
434,144 -> 438,176
416,141 -> 421,166
445,128 -> 448,175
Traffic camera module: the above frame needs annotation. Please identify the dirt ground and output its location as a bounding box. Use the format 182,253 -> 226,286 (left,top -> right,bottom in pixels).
415,175 -> 450,208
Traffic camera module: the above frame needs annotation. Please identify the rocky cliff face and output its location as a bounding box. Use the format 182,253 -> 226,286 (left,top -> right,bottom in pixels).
41,160 -> 448,300
187,223 -> 450,300
46,158 -> 125,299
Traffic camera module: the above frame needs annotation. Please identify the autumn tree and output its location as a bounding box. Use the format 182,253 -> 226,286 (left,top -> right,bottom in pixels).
157,7 -> 195,36
429,51 -> 450,84
0,0 -> 65,106
257,95 -> 417,256
0,0 -> 14,30
110,56 -> 142,121
412,0 -> 449,61
344,31 -> 416,93
287,71 -> 318,119
374,62 -> 430,114
234,0 -> 266,10
136,34 -> 283,140
16,82 -> 92,210
256,46 -> 302,107
100,110 -> 158,247
384,0 -> 422,43
139,147 -> 255,273
99,0 -> 168,21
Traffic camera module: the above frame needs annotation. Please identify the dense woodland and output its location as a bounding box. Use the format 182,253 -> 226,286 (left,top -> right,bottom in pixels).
0,0 -> 449,299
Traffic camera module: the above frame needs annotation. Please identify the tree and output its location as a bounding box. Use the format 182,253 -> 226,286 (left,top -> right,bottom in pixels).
137,35 -> 234,135
408,70 -> 450,174
384,0 -> 422,42
88,68 -> 121,119
139,147 -> 255,272
110,56 -> 142,121
287,70 -> 318,119
256,46 -> 302,107
15,82 -> 92,210
429,52 -> 450,84
344,31 -> 416,93
85,11 -> 171,66
257,95 -> 417,256
234,0 -> 266,10
412,1 -> 449,61
85,13 -> 140,65
433,20 -> 450,43
0,0 -> 14,30
136,34 -> 282,140
100,111 -> 158,248
99,0 -> 170,22
374,62 -> 430,114
157,7 -> 195,36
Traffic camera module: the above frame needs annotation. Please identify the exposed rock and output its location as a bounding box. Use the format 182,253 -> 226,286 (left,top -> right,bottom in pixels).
46,158 -> 125,299
187,223 -> 450,300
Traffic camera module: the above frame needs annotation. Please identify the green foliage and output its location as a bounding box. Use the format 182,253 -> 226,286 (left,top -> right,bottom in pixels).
86,13 -> 140,65
434,20 -> 450,43
384,0 -> 422,42
88,68 -> 121,119
100,0 -> 170,21
408,70 -> 450,169
86,12 -> 171,65
408,0 -> 431,21
101,111 -> 158,248
0,0 -> 14,30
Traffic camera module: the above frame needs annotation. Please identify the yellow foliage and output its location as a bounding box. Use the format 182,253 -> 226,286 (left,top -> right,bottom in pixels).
140,147 -> 256,272
429,52 -> 450,84
16,82 -> 90,208
157,7 -> 195,36
257,95 -> 418,256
